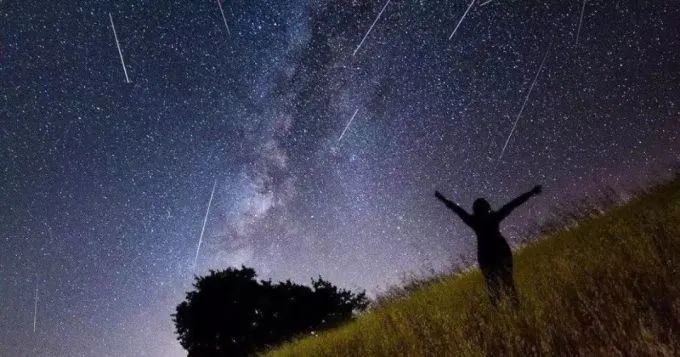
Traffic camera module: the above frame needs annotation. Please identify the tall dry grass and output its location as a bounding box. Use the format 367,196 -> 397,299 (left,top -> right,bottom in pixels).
267,178 -> 680,356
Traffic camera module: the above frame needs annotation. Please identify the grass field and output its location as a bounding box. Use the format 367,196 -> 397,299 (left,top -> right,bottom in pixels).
267,178 -> 680,356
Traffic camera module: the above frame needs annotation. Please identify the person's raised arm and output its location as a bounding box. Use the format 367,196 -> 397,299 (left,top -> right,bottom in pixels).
496,185 -> 542,220
435,191 -> 472,225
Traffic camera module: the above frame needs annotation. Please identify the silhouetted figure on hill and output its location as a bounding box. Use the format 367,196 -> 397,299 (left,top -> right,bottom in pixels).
435,185 -> 542,306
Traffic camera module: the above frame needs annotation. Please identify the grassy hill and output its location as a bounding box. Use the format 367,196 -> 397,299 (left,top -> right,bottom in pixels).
267,178 -> 680,356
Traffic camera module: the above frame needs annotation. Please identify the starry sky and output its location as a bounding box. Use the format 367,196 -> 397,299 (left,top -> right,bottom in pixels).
1,1 -> 679,356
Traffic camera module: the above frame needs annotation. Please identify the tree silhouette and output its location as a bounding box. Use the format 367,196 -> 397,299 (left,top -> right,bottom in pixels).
173,266 -> 368,356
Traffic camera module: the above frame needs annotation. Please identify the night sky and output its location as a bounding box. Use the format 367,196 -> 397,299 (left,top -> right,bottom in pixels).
1,1 -> 679,356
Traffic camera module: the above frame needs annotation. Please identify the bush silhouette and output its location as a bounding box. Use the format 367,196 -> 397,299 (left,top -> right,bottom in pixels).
173,266 -> 368,356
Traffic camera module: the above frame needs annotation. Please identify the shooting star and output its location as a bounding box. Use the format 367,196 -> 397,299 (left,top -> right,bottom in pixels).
575,0 -> 587,45
192,180 -> 217,272
353,0 -> 391,56
338,108 -> 360,142
479,0 -> 493,6
32,277 -> 38,333
498,40 -> 553,160
216,0 -> 231,36
109,13 -> 130,83
449,0 -> 476,40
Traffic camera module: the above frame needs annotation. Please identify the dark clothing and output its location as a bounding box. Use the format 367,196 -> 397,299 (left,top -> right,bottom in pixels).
468,214 -> 512,269
465,213 -> 517,305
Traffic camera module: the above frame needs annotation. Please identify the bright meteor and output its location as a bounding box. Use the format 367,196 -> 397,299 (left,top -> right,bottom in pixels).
109,13 -> 131,83
338,108 -> 360,142
353,0 -> 391,56
449,0 -> 476,40
217,0 -> 231,36
192,180 -> 217,272
498,40 -> 553,160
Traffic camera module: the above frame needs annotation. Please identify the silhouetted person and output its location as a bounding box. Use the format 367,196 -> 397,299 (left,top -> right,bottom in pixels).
435,185 -> 542,306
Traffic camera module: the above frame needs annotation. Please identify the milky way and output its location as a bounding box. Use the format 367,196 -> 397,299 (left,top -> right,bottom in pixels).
1,1 -> 679,356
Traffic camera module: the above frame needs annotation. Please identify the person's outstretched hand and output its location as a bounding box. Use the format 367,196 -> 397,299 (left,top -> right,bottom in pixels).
531,185 -> 543,195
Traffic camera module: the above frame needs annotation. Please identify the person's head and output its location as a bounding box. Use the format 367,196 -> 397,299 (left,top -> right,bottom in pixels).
473,198 -> 491,216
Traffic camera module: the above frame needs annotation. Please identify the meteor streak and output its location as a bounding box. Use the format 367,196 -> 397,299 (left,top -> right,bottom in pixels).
217,0 -> 231,36
575,0 -> 587,45
449,0 -> 476,40
338,108 -> 360,142
498,41 -> 553,160
192,180 -> 217,272
353,0 -> 391,56
109,13 -> 130,83
32,278 -> 38,333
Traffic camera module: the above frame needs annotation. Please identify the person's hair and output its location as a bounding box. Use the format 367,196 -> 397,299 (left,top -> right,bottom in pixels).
473,198 -> 491,214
